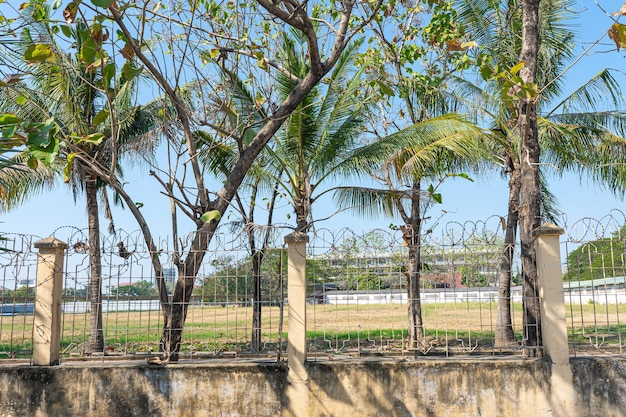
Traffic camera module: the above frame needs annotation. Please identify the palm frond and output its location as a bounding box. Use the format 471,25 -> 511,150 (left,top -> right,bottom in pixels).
547,69 -> 625,117
332,186 -> 405,219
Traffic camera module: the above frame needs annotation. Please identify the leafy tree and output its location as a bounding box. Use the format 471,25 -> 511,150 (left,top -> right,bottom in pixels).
111,280 -> 158,297
0,285 -> 36,299
329,230 -> 399,291
564,226 -> 626,282
335,0 -> 488,347
267,34 -> 373,233
194,249 -> 287,304
198,32 -> 374,348
110,0 -> 383,362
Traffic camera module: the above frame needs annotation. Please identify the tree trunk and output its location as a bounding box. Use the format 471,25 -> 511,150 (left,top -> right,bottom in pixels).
518,0 -> 543,358
406,245 -> 425,349
85,177 -> 105,354
251,249 -> 263,350
160,267 -> 196,362
294,176 -> 312,233
495,161 -> 521,347
406,183 -> 425,349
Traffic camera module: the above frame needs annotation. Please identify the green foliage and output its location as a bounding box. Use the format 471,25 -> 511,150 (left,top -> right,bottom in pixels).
564,226 -> 626,281
194,249 -> 287,302
2,286 -> 35,298
111,280 -> 157,297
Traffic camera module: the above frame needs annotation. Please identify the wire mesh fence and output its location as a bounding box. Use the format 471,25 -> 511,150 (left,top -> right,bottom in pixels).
306,219 -> 523,358
0,233 -> 39,358
1,211 -> 625,361
562,210 -> 626,355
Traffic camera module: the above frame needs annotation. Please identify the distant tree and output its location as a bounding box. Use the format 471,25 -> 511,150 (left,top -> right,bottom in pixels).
11,286 -> 35,298
564,226 -> 626,282
194,250 -> 287,304
111,280 -> 158,297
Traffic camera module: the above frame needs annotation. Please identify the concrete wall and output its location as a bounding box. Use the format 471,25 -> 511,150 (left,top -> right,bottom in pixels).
0,357 -> 624,417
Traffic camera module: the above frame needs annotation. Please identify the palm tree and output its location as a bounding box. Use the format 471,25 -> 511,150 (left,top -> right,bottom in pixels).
265,33 -> 374,233
0,8 -> 164,354
334,113 -> 489,348
456,0 -> 626,347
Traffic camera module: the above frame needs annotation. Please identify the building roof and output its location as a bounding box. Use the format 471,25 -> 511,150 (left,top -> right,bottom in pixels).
563,276 -> 626,289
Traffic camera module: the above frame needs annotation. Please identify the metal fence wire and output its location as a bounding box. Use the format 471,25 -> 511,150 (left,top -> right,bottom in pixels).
0,212 -> 625,361
562,210 -> 626,355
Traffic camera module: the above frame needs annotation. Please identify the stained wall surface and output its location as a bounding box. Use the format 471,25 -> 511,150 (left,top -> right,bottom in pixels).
0,356 -> 623,417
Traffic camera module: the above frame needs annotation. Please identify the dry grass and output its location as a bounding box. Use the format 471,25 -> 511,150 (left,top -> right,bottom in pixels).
1,301 -> 625,357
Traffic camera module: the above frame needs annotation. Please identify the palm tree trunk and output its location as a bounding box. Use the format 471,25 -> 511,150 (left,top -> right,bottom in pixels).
519,0 -> 543,358
85,177 -> 104,354
495,163 -> 521,347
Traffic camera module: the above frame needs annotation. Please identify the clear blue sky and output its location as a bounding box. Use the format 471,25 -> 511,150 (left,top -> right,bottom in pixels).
1,0 -> 625,241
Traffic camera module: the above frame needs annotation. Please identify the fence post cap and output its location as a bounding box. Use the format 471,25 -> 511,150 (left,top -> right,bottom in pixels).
284,232 -> 309,244
532,223 -> 564,237
34,236 -> 68,250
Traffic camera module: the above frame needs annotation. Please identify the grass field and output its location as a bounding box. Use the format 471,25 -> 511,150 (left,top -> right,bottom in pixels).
1,301 -> 624,358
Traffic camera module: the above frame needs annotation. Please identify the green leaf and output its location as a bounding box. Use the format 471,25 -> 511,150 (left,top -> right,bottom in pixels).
28,136 -> 59,166
92,110 -> 109,127
15,94 -> 28,105
103,62 -> 116,87
80,38 -> 97,64
121,61 -> 142,80
26,118 -> 57,147
90,0 -> 115,7
375,80 -> 395,97
432,193 -> 442,204
0,114 -> 21,124
73,132 -> 104,145
479,62 -> 493,81
510,61 -> 525,76
64,153 -> 75,183
1,124 -> 18,139
0,114 -> 20,139
23,44 -> 54,63
254,51 -> 266,69
200,210 -> 221,223
450,173 -> 474,182
60,24 -> 72,37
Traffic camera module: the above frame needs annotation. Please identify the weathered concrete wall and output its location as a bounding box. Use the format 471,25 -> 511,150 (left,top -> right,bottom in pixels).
0,356 -> 624,417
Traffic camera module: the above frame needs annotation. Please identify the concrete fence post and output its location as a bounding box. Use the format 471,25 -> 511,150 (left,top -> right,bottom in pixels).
284,232 -> 309,416
32,237 -> 67,366
533,223 -> 578,416
533,223 -> 567,362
